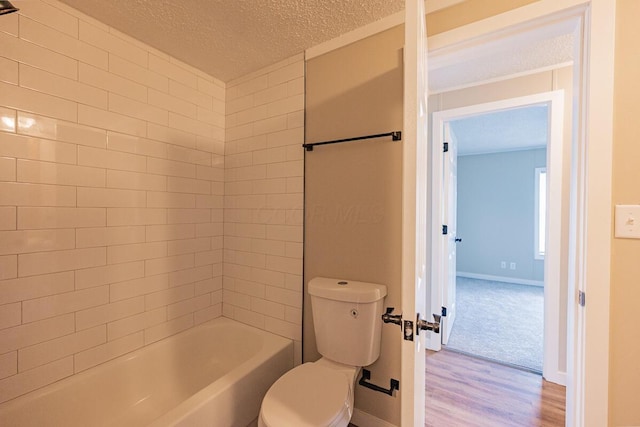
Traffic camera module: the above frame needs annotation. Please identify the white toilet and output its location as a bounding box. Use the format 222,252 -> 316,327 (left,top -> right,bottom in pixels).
259,277 -> 387,427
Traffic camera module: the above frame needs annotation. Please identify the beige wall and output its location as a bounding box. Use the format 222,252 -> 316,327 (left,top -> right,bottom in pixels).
0,0 -> 225,403
223,55 -> 305,364
305,26 -> 404,424
431,66 -> 574,375
610,0 -> 640,425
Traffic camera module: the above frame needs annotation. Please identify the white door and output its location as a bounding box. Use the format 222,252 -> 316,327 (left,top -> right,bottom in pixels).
441,123 -> 458,345
400,0 -> 429,425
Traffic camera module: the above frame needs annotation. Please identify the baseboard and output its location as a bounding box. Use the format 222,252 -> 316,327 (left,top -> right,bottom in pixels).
544,369 -> 567,386
457,272 -> 544,287
352,409 -> 398,427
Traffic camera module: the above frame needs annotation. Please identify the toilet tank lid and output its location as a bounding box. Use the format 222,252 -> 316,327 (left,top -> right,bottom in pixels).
308,277 -> 387,303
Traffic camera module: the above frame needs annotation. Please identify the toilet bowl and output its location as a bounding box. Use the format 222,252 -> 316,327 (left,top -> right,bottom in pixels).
258,277 -> 387,427
258,358 -> 360,427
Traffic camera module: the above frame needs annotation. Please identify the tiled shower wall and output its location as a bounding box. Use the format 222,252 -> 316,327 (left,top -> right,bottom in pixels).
0,0 -> 225,403
223,57 -> 305,363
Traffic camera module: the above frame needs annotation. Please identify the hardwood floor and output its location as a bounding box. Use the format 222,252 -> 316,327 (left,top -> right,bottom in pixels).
425,349 -> 566,427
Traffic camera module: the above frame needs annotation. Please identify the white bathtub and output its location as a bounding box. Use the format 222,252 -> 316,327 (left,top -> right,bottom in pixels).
0,317 -> 293,427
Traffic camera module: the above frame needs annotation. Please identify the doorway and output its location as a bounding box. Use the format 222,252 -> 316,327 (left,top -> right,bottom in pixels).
429,91 -> 566,385
444,104 -> 549,374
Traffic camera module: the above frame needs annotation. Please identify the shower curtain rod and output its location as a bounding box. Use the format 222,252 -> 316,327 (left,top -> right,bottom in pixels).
302,131 -> 402,151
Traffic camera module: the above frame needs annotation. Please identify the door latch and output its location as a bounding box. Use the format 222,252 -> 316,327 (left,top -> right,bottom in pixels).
416,313 -> 441,336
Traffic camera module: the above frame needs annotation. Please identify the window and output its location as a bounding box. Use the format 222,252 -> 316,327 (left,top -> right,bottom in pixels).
535,167 -> 546,259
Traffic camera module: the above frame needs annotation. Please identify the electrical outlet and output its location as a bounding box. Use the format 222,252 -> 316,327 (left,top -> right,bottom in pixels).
501,261 -> 506,269
510,262 -> 516,270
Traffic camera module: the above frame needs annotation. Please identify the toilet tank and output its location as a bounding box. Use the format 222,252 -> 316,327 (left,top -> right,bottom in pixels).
309,277 -> 387,367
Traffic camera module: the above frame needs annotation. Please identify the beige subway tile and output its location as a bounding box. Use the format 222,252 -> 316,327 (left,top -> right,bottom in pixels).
76,226 -> 145,248
196,195 -> 223,209
168,294 -> 209,320
145,224 -> 194,243
266,225 -> 303,243
266,128 -> 304,149
194,277 -> 222,295
20,17 -> 107,69
0,302 -> 20,330
17,160 -> 105,188
0,57 -> 18,85
0,11 -> 18,36
109,93 -> 168,126
147,191 -> 195,209
17,207 -> 104,230
268,62 -> 304,87
254,83 -> 288,106
110,274 -> 169,302
196,107 -> 224,129
287,76 -> 304,96
17,1 -> 79,38
18,326 -> 106,372
77,187 -> 146,208
166,145 -> 211,166
0,314 -> 74,353
146,123 -> 196,149
285,242 -> 303,259
147,157 -> 196,179
106,208 -> 166,226
284,306 -> 302,325
0,182 -> 75,207
79,63 -> 147,103
106,170 -> 166,192
196,223 -> 223,239
79,21 -> 147,67
168,112 -> 215,140
168,265 -> 212,288
166,177 -> 210,195
234,74 -> 268,97
194,250 -> 223,267
0,31 -> 77,79
0,81 -> 77,122
107,241 -> 167,265
18,112 -> 108,149
144,314 -> 193,345
78,105 -> 146,137
0,352 -> 16,380
0,157 -> 15,181
266,160 -> 303,179
19,64 -> 107,109
74,331 -> 143,373
0,207 -> 15,231
196,165 -> 223,182
251,239 -> 285,256
167,238 -> 210,257
252,297 -> 285,320
145,254 -> 194,276
75,261 -> 144,290
250,268 -> 285,288
265,285 -> 302,308
150,55 -> 197,89
197,78 -> 224,101
167,208 -> 210,224
75,296 -> 144,331
148,89 -> 196,118
106,312 -> 152,341
0,256 -> 17,281
108,55 -> 167,92
0,356 -> 73,404
18,246 -> 105,277
0,133 -> 76,165
266,94 -> 304,118
265,193 -> 302,210
266,255 -> 302,275
287,110 -> 304,129
0,229 -> 75,256
0,107 -> 15,134
145,283 -> 194,311
194,304 -> 221,325
265,317 -> 301,341
107,132 -> 167,159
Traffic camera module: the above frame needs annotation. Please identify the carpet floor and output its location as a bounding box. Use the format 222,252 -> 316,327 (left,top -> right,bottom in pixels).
445,276 -> 544,372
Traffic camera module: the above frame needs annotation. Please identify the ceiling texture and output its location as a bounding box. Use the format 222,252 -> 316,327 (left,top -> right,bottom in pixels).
58,0 -> 405,82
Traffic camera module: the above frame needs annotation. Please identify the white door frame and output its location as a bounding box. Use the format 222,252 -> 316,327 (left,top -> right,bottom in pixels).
428,91 -> 566,387
423,1 -> 615,426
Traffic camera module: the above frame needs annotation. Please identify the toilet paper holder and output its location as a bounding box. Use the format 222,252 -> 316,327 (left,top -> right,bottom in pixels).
358,369 -> 399,396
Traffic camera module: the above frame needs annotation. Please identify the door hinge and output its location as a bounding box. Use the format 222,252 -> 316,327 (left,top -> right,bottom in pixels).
442,225 -> 448,235
441,306 -> 447,317
443,142 -> 449,153
578,290 -> 586,307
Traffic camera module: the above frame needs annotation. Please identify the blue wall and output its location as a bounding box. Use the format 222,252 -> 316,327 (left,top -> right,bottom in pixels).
456,148 -> 546,282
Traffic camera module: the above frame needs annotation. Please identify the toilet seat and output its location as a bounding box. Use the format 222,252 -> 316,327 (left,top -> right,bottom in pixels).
260,362 -> 353,427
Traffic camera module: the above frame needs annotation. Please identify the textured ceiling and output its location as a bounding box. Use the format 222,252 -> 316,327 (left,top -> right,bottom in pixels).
58,0 -> 404,82
451,105 -> 549,156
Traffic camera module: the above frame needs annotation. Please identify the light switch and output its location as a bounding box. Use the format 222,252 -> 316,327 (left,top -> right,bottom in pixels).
615,205 -> 640,238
